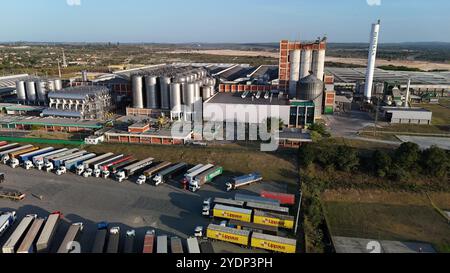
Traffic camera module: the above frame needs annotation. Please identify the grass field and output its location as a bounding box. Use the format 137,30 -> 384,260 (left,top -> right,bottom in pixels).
413,103 -> 450,125
322,190 -> 450,252
85,143 -> 299,187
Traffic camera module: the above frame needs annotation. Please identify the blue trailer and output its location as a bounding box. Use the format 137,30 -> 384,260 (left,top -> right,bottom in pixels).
53,151 -> 87,168
226,172 -> 263,191
19,147 -> 54,163
64,153 -> 97,171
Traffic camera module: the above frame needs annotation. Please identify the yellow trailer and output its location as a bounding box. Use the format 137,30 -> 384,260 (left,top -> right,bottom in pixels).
253,210 -> 295,229
10,146 -> 39,159
213,204 -> 252,223
207,224 -> 250,246
251,232 -> 296,253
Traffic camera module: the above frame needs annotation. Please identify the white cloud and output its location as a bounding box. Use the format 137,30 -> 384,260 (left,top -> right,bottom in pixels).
67,0 -> 81,6
366,0 -> 381,6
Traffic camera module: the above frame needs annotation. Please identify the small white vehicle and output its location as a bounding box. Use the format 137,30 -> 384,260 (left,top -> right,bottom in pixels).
35,160 -> 44,171
194,226 -> 204,238
56,166 -> 67,176
83,168 -> 93,178
136,175 -> 147,185
44,162 -> 54,172
24,160 -> 34,170
10,158 -> 20,169
116,171 -> 126,183
102,170 -> 110,179
76,165 -> 85,176
94,169 -> 101,178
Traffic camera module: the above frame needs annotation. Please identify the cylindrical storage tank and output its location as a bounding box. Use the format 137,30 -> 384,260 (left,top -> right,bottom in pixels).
184,82 -> 196,112
209,85 -> 215,97
170,83 -> 182,113
201,86 -> 211,100
300,49 -> 313,79
311,50 -> 325,81
54,79 -> 63,90
145,76 -> 159,109
46,80 -> 55,91
159,76 -> 171,110
132,75 -> 144,109
26,81 -> 37,102
297,75 -> 324,119
82,70 -> 88,82
16,81 -> 27,101
194,81 -> 201,100
289,50 -> 301,98
36,80 -> 47,101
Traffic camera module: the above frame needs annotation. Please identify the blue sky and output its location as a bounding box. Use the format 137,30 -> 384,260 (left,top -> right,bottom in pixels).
0,0 -> 449,43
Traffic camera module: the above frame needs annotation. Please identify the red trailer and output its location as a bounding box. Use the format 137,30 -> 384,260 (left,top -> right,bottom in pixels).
260,191 -> 295,206
142,230 -> 155,253
0,141 -> 8,148
101,155 -> 132,171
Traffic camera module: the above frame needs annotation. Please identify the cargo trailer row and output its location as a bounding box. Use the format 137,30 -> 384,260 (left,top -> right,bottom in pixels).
206,224 -> 296,253
203,197 -> 290,217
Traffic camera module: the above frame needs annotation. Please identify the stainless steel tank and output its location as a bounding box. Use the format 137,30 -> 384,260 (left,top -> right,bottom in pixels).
26,81 -> 37,101
145,76 -> 159,109
16,81 -> 26,101
54,79 -> 63,90
297,74 -> 324,119
132,75 -> 144,109
184,82 -> 196,112
159,76 -> 171,110
170,83 -> 182,113
46,80 -> 55,91
289,49 -> 301,99
36,80 -> 47,101
194,81 -> 201,100
201,86 -> 211,100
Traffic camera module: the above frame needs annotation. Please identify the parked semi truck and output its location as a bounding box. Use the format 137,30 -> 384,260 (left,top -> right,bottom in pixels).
106,227 -> 120,253
34,148 -> 71,170
202,197 -> 245,216
226,173 -> 263,192
2,214 -> 37,253
0,144 -> 28,158
189,166 -> 223,192
8,146 -> 40,168
170,236 -> 184,253
18,147 -> 54,170
101,155 -> 132,172
153,163 -> 188,186
182,164 -> 214,189
110,159 -> 138,174
186,237 -> 201,253
64,153 -> 96,172
17,217 -> 45,253
206,224 -> 296,253
142,230 -> 155,253
91,222 -> 108,253
57,223 -> 84,253
136,161 -> 172,185
2,145 -> 37,165
94,154 -> 125,178
0,143 -> 20,153
0,211 -> 17,238
123,230 -> 135,253
45,149 -> 82,172
115,157 -> 154,183
36,212 -> 61,253
156,235 -> 168,253
76,153 -> 114,175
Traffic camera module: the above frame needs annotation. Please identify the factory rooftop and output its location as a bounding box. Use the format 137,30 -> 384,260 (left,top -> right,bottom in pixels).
0,74 -> 30,88
326,67 -> 450,87
0,116 -> 103,129
206,92 -> 290,106
48,85 -> 110,100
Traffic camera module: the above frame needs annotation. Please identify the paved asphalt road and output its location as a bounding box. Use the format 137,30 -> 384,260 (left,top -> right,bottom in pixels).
0,165 -> 284,253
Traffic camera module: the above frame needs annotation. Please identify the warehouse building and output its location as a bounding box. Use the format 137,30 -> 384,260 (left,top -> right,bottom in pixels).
0,116 -> 103,132
382,107 -> 432,125
104,127 -> 192,146
45,85 -> 112,120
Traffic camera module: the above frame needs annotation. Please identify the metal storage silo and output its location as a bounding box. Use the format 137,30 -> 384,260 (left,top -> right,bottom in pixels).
54,79 -> 63,90
36,80 -> 47,102
132,75 -> 144,109
201,86 -> 210,100
297,75 -> 324,119
170,83 -> 182,113
16,81 -> 27,101
184,82 -> 196,112
300,49 -> 312,79
311,49 -> 325,81
194,81 -> 201,100
145,76 -> 159,109
159,76 -> 171,110
26,81 -> 37,102
289,50 -> 301,98
46,80 -> 55,91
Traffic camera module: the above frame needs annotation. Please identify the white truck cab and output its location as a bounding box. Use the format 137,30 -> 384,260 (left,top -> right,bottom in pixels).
76,165 -> 85,176
35,160 -> 44,170
136,175 -> 147,185
194,226 -> 204,238
10,158 -> 20,169
83,168 -> 93,177
116,171 -> 126,183
94,169 -> 101,178
102,170 -> 110,179
45,162 -> 54,172
24,160 -> 34,170
56,166 -> 67,176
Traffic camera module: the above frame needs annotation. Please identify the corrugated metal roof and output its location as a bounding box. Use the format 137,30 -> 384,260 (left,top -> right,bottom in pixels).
252,232 -> 296,245
207,224 -> 251,237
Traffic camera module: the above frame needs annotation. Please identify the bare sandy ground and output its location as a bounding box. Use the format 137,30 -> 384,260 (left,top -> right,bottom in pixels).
166,49 -> 450,71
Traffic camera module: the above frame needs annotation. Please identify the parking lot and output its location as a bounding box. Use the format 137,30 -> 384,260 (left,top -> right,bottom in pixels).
0,164 -> 287,253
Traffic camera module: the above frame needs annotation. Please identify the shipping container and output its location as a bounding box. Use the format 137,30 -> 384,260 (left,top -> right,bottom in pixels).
253,210 -> 294,229
9,146 -> 39,159
2,214 -> 37,253
235,193 -> 280,206
260,191 -> 296,206
93,154 -> 122,170
95,154 -> 124,170
153,162 -> 188,186
226,173 -> 263,191
57,223 -> 83,253
213,204 -> 252,223
156,235 -> 168,253
36,212 -> 61,253
0,141 -> 8,147
142,230 -> 155,253
186,237 -> 201,253
170,236 -> 184,253
17,218 -> 45,253
206,224 -> 250,246
250,232 -> 296,253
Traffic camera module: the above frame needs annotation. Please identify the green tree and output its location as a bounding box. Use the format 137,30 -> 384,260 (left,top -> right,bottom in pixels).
372,150 -> 392,178
308,123 -> 330,137
334,145 -> 359,172
388,163 -> 410,182
299,143 -> 316,167
421,146 -> 449,178
395,142 -> 421,170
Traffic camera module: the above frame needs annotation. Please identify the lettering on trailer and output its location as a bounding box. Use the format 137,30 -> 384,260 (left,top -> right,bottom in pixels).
222,211 -> 245,220
262,241 -> 286,251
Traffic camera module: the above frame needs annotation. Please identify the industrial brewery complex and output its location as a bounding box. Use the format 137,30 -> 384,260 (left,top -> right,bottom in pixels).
0,17 -> 449,256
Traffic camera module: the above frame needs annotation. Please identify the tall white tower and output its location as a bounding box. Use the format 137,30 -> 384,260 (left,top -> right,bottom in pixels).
364,20 -> 381,102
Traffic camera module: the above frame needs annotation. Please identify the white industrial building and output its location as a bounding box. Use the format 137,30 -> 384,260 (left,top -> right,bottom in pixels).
382,107 -> 432,125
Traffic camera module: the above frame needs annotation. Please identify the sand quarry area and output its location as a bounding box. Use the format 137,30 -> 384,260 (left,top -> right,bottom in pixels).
168,49 -> 450,71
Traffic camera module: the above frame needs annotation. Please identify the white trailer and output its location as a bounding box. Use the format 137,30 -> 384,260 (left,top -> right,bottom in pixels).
32,148 -> 68,165
57,223 -> 84,253
36,212 -> 61,253
116,157 -> 154,182
2,214 -> 37,253
183,164 -> 214,185
157,235 -> 168,253
187,237 -> 201,253
0,211 -> 17,238
17,218 -> 45,253
93,154 -> 123,170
